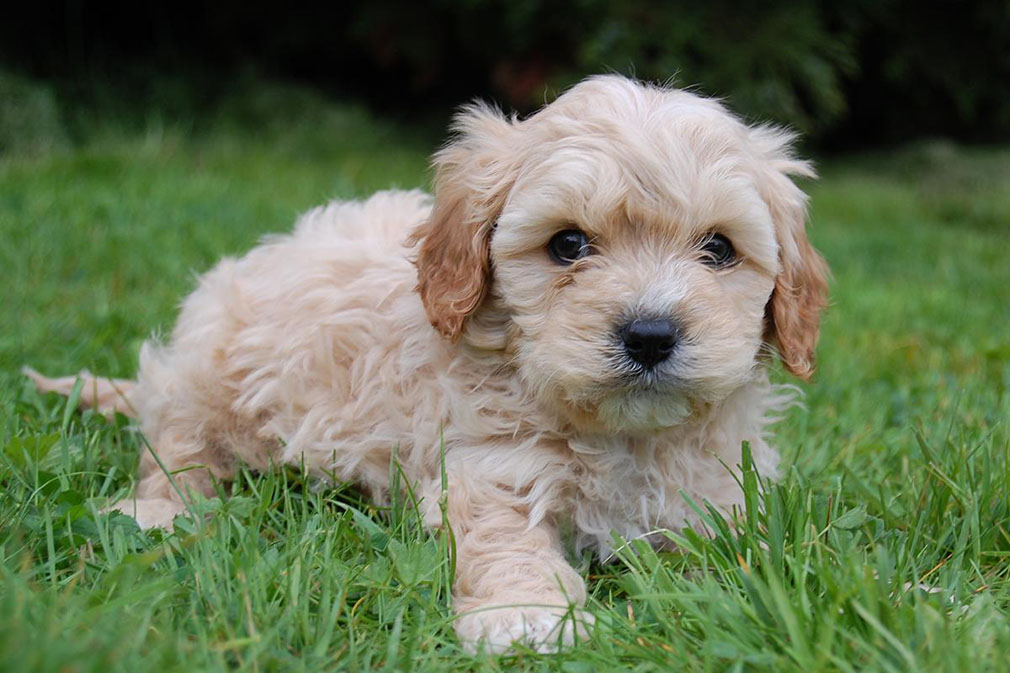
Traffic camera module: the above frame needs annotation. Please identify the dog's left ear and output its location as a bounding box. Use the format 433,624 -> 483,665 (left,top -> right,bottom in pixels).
413,104 -> 518,340
751,129 -> 830,381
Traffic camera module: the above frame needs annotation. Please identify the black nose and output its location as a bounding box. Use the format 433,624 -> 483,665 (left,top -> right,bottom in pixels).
620,318 -> 678,368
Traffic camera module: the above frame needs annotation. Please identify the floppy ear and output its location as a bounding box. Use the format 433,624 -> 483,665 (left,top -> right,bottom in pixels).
412,104 -> 518,340
752,129 -> 830,380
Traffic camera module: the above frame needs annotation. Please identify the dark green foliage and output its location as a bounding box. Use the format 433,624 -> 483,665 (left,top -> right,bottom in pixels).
570,1 -> 859,136
3,1 -> 1009,145
0,71 -> 66,155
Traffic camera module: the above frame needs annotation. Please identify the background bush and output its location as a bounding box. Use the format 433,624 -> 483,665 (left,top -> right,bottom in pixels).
2,0 -> 1008,147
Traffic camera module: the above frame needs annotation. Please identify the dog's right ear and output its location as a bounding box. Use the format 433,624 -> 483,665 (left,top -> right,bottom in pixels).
412,104 -> 518,341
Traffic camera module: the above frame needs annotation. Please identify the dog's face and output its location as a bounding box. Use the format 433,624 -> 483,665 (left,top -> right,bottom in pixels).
414,76 -> 828,434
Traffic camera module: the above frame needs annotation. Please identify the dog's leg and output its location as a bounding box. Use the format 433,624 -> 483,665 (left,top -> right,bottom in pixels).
23,367 -> 233,529
446,489 -> 592,653
111,428 -> 235,530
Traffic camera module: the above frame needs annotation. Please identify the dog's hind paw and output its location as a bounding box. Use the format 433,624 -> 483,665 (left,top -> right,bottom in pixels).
108,497 -> 187,530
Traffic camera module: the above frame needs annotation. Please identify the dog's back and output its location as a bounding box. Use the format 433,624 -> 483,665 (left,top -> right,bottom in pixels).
28,189 -> 444,526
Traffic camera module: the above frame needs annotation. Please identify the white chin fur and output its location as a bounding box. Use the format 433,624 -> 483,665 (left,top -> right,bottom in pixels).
595,390 -> 692,433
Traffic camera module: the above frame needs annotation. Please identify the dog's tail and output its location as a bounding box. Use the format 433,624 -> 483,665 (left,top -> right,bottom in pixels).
22,367 -> 137,419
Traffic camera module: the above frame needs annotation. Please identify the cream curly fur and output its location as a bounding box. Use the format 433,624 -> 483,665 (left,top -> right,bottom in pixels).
26,75 -> 828,653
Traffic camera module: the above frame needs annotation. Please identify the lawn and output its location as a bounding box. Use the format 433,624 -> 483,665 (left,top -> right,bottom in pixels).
2,77 -> 1009,672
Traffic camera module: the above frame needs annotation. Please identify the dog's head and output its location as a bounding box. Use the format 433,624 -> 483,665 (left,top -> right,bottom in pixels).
414,76 -> 828,433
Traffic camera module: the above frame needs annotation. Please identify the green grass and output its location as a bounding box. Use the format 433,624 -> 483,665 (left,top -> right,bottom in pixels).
2,75 -> 1009,672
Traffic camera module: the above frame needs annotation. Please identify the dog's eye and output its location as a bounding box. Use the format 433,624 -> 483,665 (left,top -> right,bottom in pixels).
548,229 -> 591,265
699,233 -> 736,268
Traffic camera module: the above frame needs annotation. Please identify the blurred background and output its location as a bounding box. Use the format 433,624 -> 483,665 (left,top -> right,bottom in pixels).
1,0 -> 1008,379
3,0 -> 1009,153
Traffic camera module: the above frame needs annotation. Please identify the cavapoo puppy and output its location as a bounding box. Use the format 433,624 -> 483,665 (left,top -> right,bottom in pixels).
27,75 -> 828,652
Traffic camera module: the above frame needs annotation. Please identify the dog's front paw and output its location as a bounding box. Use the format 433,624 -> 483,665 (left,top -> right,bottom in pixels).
455,605 -> 593,654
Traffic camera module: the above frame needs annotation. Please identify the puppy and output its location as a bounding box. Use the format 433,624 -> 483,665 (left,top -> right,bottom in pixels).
27,75 -> 828,652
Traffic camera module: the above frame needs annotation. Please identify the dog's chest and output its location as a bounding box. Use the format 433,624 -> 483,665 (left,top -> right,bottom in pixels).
565,432 -> 747,554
